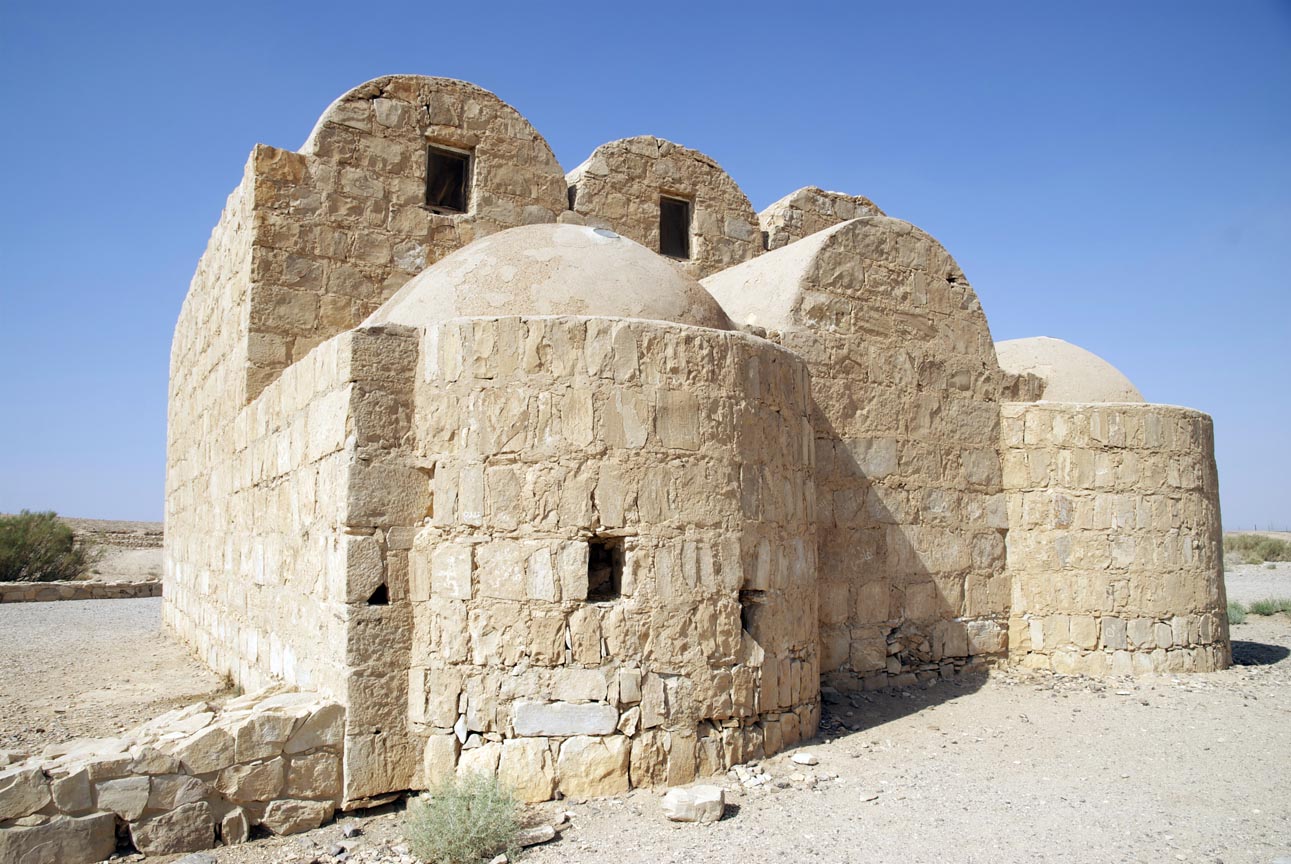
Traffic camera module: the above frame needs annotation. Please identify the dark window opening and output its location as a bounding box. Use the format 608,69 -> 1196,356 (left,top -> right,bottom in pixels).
567,183 -> 578,211
739,589 -> 766,635
659,196 -> 691,259
425,145 -> 471,214
587,537 -> 624,601
367,583 -> 389,606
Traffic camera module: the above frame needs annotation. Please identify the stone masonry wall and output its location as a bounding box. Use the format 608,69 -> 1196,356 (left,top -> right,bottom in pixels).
406,317 -> 818,801
1003,402 -> 1230,674
0,580 -> 161,603
0,689 -> 342,863
566,136 -> 761,279
758,186 -> 885,252
705,217 -> 1010,687
243,75 -> 568,399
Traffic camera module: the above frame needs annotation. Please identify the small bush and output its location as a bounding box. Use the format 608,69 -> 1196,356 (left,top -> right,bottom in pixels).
404,773 -> 519,864
1247,598 -> 1291,616
0,511 -> 98,583
1223,534 -> 1291,565
1227,601 -> 1247,625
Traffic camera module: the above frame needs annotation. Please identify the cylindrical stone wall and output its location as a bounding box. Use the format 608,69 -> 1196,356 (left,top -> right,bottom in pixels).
406,316 -> 817,801
1002,402 -> 1230,674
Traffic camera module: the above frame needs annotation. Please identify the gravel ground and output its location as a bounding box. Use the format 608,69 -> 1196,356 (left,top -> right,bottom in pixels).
1225,561 -> 1291,605
0,597 -> 228,755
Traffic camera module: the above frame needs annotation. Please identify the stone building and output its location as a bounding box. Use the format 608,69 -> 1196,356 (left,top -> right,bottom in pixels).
161,75 -> 1230,812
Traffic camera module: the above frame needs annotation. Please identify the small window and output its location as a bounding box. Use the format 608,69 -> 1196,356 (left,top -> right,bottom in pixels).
587,537 -> 623,601
425,145 -> 471,213
567,183 -> 578,211
659,196 -> 691,259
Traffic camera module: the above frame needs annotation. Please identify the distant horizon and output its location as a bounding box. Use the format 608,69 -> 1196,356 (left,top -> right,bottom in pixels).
1,1 -> 1287,528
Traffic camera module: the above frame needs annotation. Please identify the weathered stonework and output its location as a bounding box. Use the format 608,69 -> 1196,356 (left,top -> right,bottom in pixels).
0,580 -> 161,603
0,689 -> 342,862
704,217 -> 1010,686
1001,402 -> 1230,674
565,136 -> 762,278
162,74 -> 1230,820
758,186 -> 885,252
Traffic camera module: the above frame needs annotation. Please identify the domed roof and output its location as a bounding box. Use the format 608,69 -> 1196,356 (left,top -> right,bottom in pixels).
996,337 -> 1144,403
365,223 -> 733,331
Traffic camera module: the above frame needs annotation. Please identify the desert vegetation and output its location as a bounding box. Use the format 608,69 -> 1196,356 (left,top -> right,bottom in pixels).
404,773 -> 520,864
1223,533 -> 1291,564
0,510 -> 98,582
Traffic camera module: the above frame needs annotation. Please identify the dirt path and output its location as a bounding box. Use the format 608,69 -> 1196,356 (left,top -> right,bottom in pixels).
0,597 -> 229,756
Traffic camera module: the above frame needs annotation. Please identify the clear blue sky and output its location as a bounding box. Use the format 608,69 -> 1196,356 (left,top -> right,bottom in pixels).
1,1 -> 1287,528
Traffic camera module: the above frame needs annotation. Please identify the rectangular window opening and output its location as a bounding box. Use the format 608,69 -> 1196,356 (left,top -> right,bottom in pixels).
425,145 -> 472,214
567,183 -> 579,211
587,536 -> 624,601
659,196 -> 691,259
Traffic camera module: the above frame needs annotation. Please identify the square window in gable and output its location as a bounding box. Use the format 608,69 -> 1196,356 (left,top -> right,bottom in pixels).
425,145 -> 472,214
659,195 -> 691,259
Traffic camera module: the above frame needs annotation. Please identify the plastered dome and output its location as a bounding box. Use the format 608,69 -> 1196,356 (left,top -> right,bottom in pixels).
996,336 -> 1144,403
365,223 -> 734,330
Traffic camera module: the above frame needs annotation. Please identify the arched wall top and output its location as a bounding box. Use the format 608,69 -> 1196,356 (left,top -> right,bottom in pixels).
759,186 -> 886,252
565,135 -> 761,279
996,337 -> 1144,403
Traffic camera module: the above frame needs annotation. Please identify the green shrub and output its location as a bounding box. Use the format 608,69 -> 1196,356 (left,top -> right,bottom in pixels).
1247,598 -> 1291,616
404,773 -> 519,864
1227,600 -> 1247,625
0,511 -> 98,583
1223,534 -> 1291,565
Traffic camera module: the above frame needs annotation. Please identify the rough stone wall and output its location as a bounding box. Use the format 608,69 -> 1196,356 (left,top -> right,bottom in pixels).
236,75 -> 568,400
565,136 -> 761,279
0,689 -> 343,863
166,324 -> 424,806
406,317 -> 818,801
758,186 -> 885,252
704,217 -> 1010,687
0,581 -> 161,603
1002,402 -> 1230,674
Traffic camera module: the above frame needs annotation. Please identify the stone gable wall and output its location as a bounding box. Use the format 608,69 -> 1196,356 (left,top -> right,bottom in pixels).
406,317 -> 818,800
566,136 -> 761,279
1002,402 -> 1230,674
758,186 -> 885,252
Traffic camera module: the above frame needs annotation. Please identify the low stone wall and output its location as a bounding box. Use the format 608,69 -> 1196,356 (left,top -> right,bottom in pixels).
0,688 -> 343,863
0,580 -> 162,604
1002,402 -> 1230,675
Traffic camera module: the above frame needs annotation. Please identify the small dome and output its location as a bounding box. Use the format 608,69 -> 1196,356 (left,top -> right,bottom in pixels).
996,337 -> 1144,403
365,224 -> 733,330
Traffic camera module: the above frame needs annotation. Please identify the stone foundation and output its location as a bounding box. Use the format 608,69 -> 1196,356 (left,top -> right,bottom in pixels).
0,688 -> 343,863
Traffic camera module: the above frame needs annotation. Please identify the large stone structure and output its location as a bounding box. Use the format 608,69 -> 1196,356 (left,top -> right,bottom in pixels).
158,74 -> 1229,816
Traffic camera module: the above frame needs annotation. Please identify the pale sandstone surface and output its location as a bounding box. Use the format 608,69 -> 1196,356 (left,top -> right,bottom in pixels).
147,615 -> 1290,864
565,135 -> 761,279
758,186 -> 886,251
996,336 -> 1144,403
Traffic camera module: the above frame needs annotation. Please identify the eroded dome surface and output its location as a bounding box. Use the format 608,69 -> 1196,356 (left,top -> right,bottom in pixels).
365,223 -> 733,330
996,336 -> 1144,403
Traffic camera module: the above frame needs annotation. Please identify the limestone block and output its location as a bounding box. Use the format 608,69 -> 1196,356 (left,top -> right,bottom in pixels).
664,731 -> 697,786
550,668 -> 608,702
285,752 -> 341,800
556,736 -> 630,800
51,768 -> 93,814
95,775 -> 151,820
1126,619 -> 1155,650
284,704 -> 345,754
513,701 -> 618,737
965,620 -> 1006,655
131,801 -> 216,855
0,765 -> 50,820
216,758 -> 285,803
1100,617 -> 1127,651
233,711 -> 300,762
498,739 -> 556,803
422,736 -> 460,787
662,784 -> 725,823
127,746 -> 181,775
457,742 -> 501,778
431,543 -> 474,600
475,542 -> 528,601
148,774 -> 210,810
0,812 -> 116,864
630,732 -> 667,788
260,798 -> 335,835
220,806 -> 250,845
1070,616 -> 1099,650
172,725 -> 236,774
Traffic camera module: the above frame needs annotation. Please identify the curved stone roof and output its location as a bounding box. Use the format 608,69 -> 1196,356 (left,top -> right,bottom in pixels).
995,337 -> 1144,403
365,223 -> 734,331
